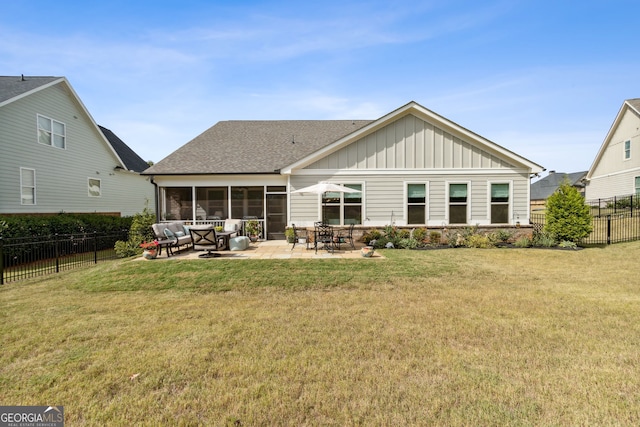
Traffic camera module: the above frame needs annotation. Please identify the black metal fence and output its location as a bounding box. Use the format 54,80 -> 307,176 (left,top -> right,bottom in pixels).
530,213 -> 640,245
586,193 -> 640,218
1,230 -> 128,284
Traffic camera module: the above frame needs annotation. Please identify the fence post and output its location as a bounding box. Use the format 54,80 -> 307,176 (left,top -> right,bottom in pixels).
55,233 -> 60,273
607,215 -> 611,245
0,237 -> 4,285
93,231 -> 98,264
598,199 -> 601,217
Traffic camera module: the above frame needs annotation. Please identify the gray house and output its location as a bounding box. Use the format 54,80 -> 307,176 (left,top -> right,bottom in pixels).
0,75 -> 154,216
585,98 -> 640,200
144,101 -> 544,239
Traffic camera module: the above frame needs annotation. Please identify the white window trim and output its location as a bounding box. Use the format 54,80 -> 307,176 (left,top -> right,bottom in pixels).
446,181 -> 471,225
20,167 -> 36,205
319,181 -> 365,225
624,140 -> 631,161
88,177 -> 102,197
404,181 -> 429,225
37,114 -> 66,149
487,180 -> 513,224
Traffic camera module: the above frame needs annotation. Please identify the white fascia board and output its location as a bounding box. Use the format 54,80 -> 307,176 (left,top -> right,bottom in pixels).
59,78 -> 128,169
0,77 -> 65,108
292,168 -> 531,176
586,101 -> 637,180
281,101 -> 544,174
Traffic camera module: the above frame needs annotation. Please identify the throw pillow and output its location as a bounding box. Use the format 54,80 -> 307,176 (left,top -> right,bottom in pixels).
164,228 -> 175,238
224,223 -> 237,232
175,231 -> 185,237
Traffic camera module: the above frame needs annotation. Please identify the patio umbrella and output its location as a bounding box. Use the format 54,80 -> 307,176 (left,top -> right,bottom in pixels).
292,182 -> 361,223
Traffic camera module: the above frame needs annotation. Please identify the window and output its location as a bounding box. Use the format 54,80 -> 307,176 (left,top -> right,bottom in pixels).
88,178 -> 101,197
407,183 -> 426,224
20,168 -> 36,205
624,140 -> 631,160
322,183 -> 362,225
231,186 -> 264,219
490,183 -> 510,224
449,183 -> 468,224
197,187 -> 228,219
37,115 -> 66,149
635,176 -> 640,195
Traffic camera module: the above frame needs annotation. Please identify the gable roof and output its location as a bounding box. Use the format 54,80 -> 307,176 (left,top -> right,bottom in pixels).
1,75 -> 150,174
144,100 -> 544,176
144,120 -> 373,175
586,98 -> 640,180
282,101 -> 544,174
0,75 -> 62,106
98,125 -> 150,173
531,171 -> 587,200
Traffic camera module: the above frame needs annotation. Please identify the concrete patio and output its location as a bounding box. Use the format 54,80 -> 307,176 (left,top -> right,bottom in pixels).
152,240 -> 383,260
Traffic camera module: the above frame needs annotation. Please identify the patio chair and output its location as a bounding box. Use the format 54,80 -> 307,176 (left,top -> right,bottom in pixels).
337,223 -> 356,249
314,223 -> 335,254
189,226 -> 227,258
290,224 -> 309,250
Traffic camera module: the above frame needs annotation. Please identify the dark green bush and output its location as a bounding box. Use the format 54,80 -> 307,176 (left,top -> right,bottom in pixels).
114,208 -> 156,258
545,178 -> 592,243
0,213 -> 131,238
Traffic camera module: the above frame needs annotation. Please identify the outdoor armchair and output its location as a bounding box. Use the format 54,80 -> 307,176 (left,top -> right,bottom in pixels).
189,225 -> 227,258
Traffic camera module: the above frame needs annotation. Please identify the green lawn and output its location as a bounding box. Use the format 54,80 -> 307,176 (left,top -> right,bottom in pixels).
2,244 -> 640,426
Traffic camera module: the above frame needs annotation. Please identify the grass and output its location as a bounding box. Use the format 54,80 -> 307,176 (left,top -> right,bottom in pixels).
2,244 -> 640,425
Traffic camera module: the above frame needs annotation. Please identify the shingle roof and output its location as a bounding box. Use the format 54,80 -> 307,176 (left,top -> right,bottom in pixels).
530,171 -> 587,200
144,120 -> 374,175
627,98 -> 640,112
98,125 -> 150,173
0,75 -> 61,105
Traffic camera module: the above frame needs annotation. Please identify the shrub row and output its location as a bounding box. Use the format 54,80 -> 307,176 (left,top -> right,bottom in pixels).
0,213 -> 132,239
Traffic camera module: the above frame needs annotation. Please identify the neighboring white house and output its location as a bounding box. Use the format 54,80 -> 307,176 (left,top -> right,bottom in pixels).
0,76 -> 154,216
143,101 -> 544,239
585,98 -> 640,200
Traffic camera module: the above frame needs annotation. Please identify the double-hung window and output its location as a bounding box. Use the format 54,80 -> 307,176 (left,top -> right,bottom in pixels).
448,183 -> 468,224
322,183 -> 362,225
624,140 -> 631,160
407,183 -> 427,224
20,168 -> 36,205
490,183 -> 510,224
37,114 -> 66,149
635,176 -> 640,195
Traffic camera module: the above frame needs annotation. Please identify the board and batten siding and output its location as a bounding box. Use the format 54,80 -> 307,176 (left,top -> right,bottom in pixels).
305,114 -> 515,171
290,172 -> 530,227
290,113 -> 531,227
586,107 -> 640,200
0,81 -> 154,216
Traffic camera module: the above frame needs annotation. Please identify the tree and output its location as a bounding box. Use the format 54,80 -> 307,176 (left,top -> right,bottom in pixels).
544,178 -> 592,243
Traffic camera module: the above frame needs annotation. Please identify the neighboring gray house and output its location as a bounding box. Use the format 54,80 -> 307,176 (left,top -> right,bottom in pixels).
0,75 -> 154,216
530,170 -> 587,211
144,101 -> 544,239
585,98 -> 640,200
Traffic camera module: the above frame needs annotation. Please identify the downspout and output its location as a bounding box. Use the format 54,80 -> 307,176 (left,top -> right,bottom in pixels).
150,176 -> 160,222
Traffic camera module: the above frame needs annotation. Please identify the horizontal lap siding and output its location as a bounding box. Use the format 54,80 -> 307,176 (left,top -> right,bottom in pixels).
292,173 -> 531,226
0,84 -> 154,214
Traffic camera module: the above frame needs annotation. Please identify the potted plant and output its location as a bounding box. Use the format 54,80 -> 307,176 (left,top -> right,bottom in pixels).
285,227 -> 295,243
140,240 -> 159,259
245,220 -> 262,242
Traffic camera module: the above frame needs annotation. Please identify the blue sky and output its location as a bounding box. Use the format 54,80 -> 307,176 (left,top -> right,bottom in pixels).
2,0 -> 638,176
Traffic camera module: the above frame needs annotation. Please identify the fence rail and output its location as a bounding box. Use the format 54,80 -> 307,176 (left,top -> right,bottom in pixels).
1,230 -> 128,285
530,213 -> 640,245
586,193 -> 640,218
